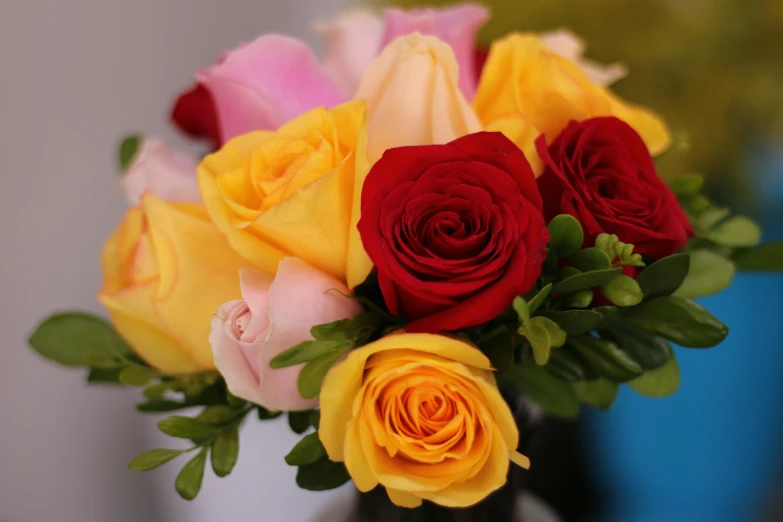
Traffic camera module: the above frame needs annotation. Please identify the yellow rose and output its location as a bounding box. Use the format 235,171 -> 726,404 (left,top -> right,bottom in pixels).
356,33 -> 482,164
98,194 -> 247,374
319,333 -> 530,509
472,33 -> 670,174
198,100 -> 370,286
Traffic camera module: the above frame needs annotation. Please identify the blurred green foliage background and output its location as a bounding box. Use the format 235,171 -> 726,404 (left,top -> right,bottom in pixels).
369,0 -> 783,210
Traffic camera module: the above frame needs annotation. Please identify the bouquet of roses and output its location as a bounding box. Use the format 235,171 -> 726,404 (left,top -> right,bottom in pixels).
29,3 -> 782,516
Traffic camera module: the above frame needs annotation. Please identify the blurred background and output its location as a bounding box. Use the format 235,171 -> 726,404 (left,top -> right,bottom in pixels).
2,0 -> 782,521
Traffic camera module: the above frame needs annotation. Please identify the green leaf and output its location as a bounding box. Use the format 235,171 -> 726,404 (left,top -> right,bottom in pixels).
504,363 -> 580,418
624,296 -> 728,348
574,379 -> 618,409
257,407 -> 283,420
83,353 -> 122,369
29,312 -> 134,367
512,296 -> 530,324
540,310 -> 603,335
628,355 -> 680,398
211,427 -> 239,477
553,268 -> 622,294
270,340 -> 351,369
285,432 -> 327,466
527,284 -> 553,314
547,215 -> 584,257
734,241 -> 783,272
197,405 -> 237,426
119,365 -> 156,386
118,135 -> 142,171
158,416 -> 220,440
674,250 -> 734,299
175,448 -> 207,501
143,382 -> 171,401
563,289 -> 593,309
600,275 -> 643,307
557,266 -> 581,281
571,248 -> 612,271
479,328 -> 514,373
298,348 -> 349,400
128,448 -> 187,471
296,457 -> 352,491
137,400 -> 191,412
310,410 -> 321,429
521,320 -> 551,365
87,368 -> 123,384
696,207 -> 730,230
545,348 -> 591,382
288,411 -> 312,435
594,306 -> 622,328
706,215 -> 761,247
310,313 -> 383,343
635,254 -> 690,299
600,326 -> 671,370
668,174 -> 704,197
569,335 -> 643,382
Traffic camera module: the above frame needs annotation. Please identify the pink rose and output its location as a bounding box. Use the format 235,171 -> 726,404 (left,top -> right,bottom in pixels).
197,34 -> 346,142
209,258 -> 363,411
121,139 -> 200,205
316,4 -> 489,98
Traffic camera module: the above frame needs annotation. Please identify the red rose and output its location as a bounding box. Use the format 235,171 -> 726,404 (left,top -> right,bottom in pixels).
358,132 -> 550,333
537,117 -> 693,259
170,83 -> 221,149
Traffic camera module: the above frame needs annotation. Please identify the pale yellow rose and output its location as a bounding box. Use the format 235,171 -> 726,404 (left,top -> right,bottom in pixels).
198,100 -> 370,287
98,194 -> 247,374
319,333 -> 530,509
473,33 -> 671,174
356,33 -> 482,164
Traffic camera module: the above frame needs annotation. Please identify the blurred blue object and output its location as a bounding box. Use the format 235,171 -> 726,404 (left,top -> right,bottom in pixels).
587,145 -> 783,522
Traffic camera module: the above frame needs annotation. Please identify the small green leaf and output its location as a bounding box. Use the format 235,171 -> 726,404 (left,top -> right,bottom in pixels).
540,310 -> 603,335
553,268 -> 622,294
545,348 -> 591,382
668,174 -> 704,197
270,340 -> 351,369
211,427 -> 239,477
563,290 -> 593,309
119,365 -> 156,386
29,312 -> 134,367
547,215 -> 584,257
289,411 -> 312,435
521,320 -> 551,365
87,368 -> 123,384
600,326 -> 671,370
569,335 -> 643,382
696,207 -> 730,230
257,406 -> 283,420
574,379 -> 618,409
296,457 -> 352,491
600,275 -> 643,307
298,348 -> 349,399
557,266 -> 581,282
197,405 -> 237,426
527,283 -> 553,314
504,363 -> 580,418
137,400 -> 191,412
734,241 -> 783,272
128,448 -> 187,471
285,432 -> 327,466
118,135 -> 142,171
707,215 -> 761,247
512,296 -> 530,324
674,250 -> 734,299
594,306 -> 622,328
309,410 -> 321,429
175,448 -> 208,501
624,296 -> 728,348
83,353 -> 122,369
628,354 -> 680,398
571,247 -> 612,271
158,416 -> 220,440
143,382 -> 171,401
635,254 -> 690,299
536,317 -> 566,348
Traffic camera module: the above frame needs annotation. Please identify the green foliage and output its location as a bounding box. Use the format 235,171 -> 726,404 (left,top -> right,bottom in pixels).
635,254 -> 690,299
545,348 -> 592,382
211,427 -> 239,478
600,326 -> 671,371
504,363 -> 579,419
539,310 -> 603,335
628,354 -> 681,398
625,296 -> 728,348
571,247 -> 612,271
527,283 -> 553,314
553,268 -> 622,294
595,234 -> 645,267
118,134 -> 141,171
734,241 -> 783,271
176,449 -> 208,501
547,215 -> 584,257
675,250 -> 735,298
600,275 -> 643,307
574,379 -> 618,409
706,216 -> 761,247
285,432 -> 327,466
128,449 -> 189,471
518,316 -> 566,365
568,335 -> 643,383
295,457 -> 352,491
288,411 -> 314,435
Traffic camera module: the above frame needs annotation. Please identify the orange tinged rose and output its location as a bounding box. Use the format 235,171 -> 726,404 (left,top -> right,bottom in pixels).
319,333 -> 529,508
98,194 -> 247,373
472,33 -> 670,174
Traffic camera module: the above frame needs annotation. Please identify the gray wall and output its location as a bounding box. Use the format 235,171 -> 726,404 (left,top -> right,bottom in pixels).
0,1 -> 352,520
